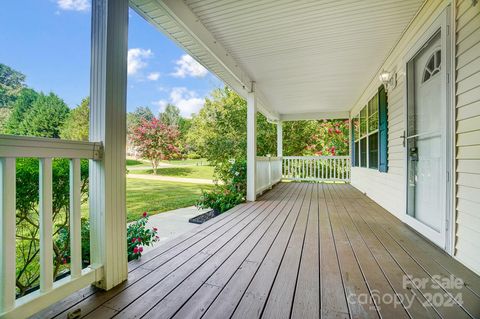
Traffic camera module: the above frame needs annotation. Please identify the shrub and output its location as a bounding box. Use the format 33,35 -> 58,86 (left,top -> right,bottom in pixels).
15,158 -> 88,296
55,218 -> 91,267
196,186 -> 244,214
127,212 -> 159,261
196,159 -> 246,214
187,152 -> 201,159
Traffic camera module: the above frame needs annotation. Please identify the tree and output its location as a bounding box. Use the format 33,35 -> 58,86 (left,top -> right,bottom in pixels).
60,97 -> 90,141
2,88 -> 39,134
282,121 -> 319,156
131,118 -> 181,174
187,86 -> 350,179
304,119 -> 350,156
159,103 -> 181,126
15,92 -> 70,138
186,87 -> 276,173
127,106 -> 154,135
0,63 -> 26,108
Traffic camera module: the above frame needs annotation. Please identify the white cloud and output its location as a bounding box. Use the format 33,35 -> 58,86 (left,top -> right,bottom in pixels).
147,72 -> 160,81
128,48 -> 152,76
57,0 -> 90,11
154,87 -> 205,118
172,54 -> 208,78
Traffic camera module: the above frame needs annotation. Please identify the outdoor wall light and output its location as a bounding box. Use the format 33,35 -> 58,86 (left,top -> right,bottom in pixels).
379,69 -> 397,92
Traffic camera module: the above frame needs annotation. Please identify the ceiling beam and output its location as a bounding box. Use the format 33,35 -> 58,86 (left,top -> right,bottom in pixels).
280,111 -> 350,121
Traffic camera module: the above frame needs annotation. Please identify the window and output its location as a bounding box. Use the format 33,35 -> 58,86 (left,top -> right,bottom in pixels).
422,49 -> 441,83
353,87 -> 387,170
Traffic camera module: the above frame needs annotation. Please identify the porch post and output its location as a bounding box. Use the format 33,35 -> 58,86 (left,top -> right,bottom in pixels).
246,86 -> 257,202
277,121 -> 283,157
89,0 -> 129,289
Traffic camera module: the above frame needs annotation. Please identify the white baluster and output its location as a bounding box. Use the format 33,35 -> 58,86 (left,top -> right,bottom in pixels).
70,159 -> 82,278
335,158 -> 337,180
40,158 -> 53,293
0,158 -> 16,313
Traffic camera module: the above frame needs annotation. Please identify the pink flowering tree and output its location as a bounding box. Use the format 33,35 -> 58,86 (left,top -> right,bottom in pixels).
131,118 -> 181,174
304,119 -> 350,156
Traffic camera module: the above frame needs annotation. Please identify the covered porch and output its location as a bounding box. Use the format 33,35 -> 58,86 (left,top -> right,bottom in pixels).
2,0 -> 480,317
33,183 -> 480,319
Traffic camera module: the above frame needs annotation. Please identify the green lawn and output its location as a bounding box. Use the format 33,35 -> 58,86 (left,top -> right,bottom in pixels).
126,159 -> 148,166
134,165 -> 215,180
160,158 -> 210,166
126,178 -> 213,222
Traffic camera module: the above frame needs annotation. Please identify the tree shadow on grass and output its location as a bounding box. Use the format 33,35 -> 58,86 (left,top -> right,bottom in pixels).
126,159 -> 144,166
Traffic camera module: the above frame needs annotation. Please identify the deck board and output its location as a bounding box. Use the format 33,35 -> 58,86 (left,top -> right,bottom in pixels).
31,183 -> 480,319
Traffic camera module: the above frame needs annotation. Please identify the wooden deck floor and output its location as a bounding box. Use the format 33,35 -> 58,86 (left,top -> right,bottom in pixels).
34,183 -> 480,319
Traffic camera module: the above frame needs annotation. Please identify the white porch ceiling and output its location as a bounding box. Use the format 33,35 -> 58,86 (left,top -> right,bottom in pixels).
130,0 -> 425,120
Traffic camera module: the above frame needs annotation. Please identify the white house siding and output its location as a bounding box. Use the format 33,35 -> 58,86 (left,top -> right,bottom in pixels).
350,0 -> 448,219
454,0 -> 480,275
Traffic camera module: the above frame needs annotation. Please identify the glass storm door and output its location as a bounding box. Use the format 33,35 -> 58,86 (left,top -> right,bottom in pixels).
405,30 -> 447,248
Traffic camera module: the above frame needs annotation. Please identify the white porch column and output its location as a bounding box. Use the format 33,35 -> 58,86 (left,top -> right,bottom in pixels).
246,87 -> 257,202
89,0 -> 129,290
277,121 -> 283,157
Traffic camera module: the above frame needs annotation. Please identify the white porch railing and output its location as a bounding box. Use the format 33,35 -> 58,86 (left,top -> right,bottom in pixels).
256,156 -> 282,194
0,135 -> 103,318
282,156 -> 351,182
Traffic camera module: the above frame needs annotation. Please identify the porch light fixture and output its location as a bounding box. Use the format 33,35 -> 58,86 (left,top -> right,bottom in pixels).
379,69 -> 397,92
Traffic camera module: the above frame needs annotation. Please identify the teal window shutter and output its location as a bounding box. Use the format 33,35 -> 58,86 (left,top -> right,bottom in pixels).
378,85 -> 388,172
350,119 -> 357,167
351,120 -> 356,166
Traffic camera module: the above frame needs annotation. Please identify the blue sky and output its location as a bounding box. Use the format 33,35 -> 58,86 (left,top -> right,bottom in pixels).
0,0 -> 223,117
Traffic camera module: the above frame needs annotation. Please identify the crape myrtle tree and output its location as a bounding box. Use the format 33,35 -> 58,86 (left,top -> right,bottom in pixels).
304,119 -> 350,156
131,117 -> 181,174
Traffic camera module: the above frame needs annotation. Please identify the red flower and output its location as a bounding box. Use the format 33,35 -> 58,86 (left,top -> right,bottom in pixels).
133,246 -> 139,254
139,246 -> 143,253
328,128 -> 333,134
335,129 -> 341,134
153,227 -> 158,232
131,238 -> 136,243
142,212 -> 148,218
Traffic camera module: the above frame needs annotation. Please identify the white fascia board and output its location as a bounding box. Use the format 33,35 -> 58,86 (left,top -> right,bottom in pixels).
141,0 -> 279,121
280,111 -> 350,121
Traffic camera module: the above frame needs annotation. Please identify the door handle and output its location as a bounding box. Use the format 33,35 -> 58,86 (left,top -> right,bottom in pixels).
400,131 -> 406,147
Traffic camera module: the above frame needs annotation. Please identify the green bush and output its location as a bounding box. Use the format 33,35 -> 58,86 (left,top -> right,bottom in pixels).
196,159 -> 246,214
55,218 -> 91,267
15,158 -> 89,296
196,186 -> 244,214
186,152 -> 201,159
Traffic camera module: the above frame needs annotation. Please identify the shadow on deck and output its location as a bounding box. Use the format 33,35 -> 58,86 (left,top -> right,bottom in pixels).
33,183 -> 480,318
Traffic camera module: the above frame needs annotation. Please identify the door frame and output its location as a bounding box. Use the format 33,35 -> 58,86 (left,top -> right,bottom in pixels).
402,6 -> 453,252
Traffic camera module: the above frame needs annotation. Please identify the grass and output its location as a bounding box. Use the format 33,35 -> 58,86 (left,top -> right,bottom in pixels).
134,165 -> 215,180
126,159 -> 147,166
160,158 -> 210,166
126,178 -> 213,222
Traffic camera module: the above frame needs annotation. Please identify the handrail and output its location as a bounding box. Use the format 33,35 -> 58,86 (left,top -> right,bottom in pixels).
283,156 -> 350,182
0,135 -> 102,318
256,156 -> 282,194
0,135 -> 103,160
